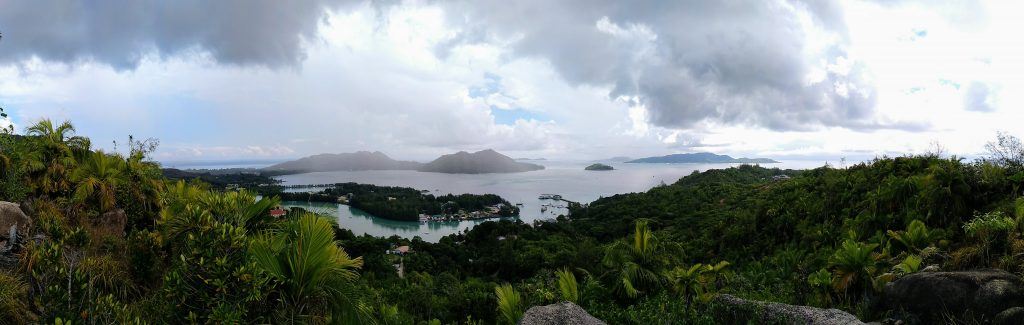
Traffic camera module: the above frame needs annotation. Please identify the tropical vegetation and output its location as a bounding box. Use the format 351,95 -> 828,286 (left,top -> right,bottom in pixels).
3,114 -> 1024,324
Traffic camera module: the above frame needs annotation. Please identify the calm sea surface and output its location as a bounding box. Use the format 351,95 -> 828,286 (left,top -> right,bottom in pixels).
276,160 -> 824,242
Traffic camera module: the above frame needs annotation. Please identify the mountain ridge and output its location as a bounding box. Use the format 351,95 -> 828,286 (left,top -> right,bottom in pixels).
262,151 -> 422,173
626,152 -> 779,164
418,149 -> 545,174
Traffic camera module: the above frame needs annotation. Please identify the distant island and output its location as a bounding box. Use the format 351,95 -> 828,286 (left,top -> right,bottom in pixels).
262,151 -> 421,173
585,163 -> 614,171
162,168 -> 282,194
627,152 -> 779,164
515,157 -> 547,161
417,149 -> 545,174
261,149 -> 544,175
277,182 -> 518,222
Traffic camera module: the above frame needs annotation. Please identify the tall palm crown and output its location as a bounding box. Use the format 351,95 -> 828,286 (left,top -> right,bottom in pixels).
26,119 -> 90,152
71,151 -> 125,211
602,219 -> 671,299
25,119 -> 91,196
250,213 -> 370,324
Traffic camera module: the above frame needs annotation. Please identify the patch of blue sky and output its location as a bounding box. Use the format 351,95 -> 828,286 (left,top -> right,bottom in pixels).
491,107 -> 550,125
148,95 -> 225,143
468,72 -> 503,98
469,72 -> 554,125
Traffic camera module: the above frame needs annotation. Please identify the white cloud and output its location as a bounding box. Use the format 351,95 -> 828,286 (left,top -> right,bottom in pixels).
0,0 -> 1020,163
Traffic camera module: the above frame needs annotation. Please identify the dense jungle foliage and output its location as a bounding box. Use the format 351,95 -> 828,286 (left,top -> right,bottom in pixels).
276,183 -> 518,221
2,115 -> 1024,324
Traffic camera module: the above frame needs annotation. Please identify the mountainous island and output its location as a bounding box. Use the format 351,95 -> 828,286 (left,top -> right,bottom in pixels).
262,151 -> 421,173
262,149 -> 545,175
627,152 -> 779,164
417,149 -> 545,174
585,163 -> 614,171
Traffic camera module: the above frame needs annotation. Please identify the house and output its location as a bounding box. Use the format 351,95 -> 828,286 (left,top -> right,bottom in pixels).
387,196 -> 397,201
772,175 -> 791,181
389,245 -> 411,255
486,204 -> 503,214
269,207 -> 288,218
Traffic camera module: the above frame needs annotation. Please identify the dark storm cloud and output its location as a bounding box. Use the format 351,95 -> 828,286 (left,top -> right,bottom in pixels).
437,0 -> 896,132
0,0 -> 359,69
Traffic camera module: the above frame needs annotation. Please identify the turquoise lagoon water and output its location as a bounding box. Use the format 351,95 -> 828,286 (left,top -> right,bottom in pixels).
277,160 -> 824,242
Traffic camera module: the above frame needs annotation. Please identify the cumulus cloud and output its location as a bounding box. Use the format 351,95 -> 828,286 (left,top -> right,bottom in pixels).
0,0 -> 1012,161
435,0 -> 891,132
963,81 -> 997,112
0,0 -> 361,69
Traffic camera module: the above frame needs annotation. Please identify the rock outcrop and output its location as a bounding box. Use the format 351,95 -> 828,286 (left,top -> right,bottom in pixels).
0,201 -> 31,268
0,201 -> 31,241
883,269 -> 1024,322
87,209 -> 127,238
518,302 -> 606,325
995,307 -> 1024,325
714,294 -> 865,325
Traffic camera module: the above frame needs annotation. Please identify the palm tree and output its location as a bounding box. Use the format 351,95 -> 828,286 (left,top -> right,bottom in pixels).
829,239 -> 880,294
887,219 -> 939,254
665,261 -> 731,310
250,213 -> 370,324
602,219 -> 668,299
494,283 -> 523,325
665,264 -> 705,310
25,119 -> 89,196
71,151 -> 124,212
119,152 -> 163,229
555,268 -> 579,304
26,119 -> 89,153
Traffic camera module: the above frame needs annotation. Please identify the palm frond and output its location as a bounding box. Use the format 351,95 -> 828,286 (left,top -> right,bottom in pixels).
555,268 -> 579,303
494,283 -> 523,324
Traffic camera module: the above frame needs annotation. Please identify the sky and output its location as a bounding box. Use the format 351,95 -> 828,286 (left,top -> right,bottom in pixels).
0,0 -> 1021,163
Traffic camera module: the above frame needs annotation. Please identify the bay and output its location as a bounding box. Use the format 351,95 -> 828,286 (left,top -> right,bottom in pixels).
276,160 -> 824,242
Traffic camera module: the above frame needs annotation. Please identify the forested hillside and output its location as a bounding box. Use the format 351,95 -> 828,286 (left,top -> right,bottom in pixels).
2,116 -> 1024,324
277,182 -> 519,221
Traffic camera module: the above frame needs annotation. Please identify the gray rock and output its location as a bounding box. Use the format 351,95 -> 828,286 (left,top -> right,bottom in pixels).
87,209 -> 127,237
0,201 -> 31,240
883,269 -> 1024,322
519,302 -> 606,325
921,265 -> 940,272
995,307 -> 1024,325
715,294 -> 866,325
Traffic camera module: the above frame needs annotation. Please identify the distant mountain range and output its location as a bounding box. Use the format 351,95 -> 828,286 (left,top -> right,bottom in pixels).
264,149 -> 544,174
262,151 -> 421,173
597,156 -> 632,162
418,149 -> 545,174
626,152 -> 779,164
